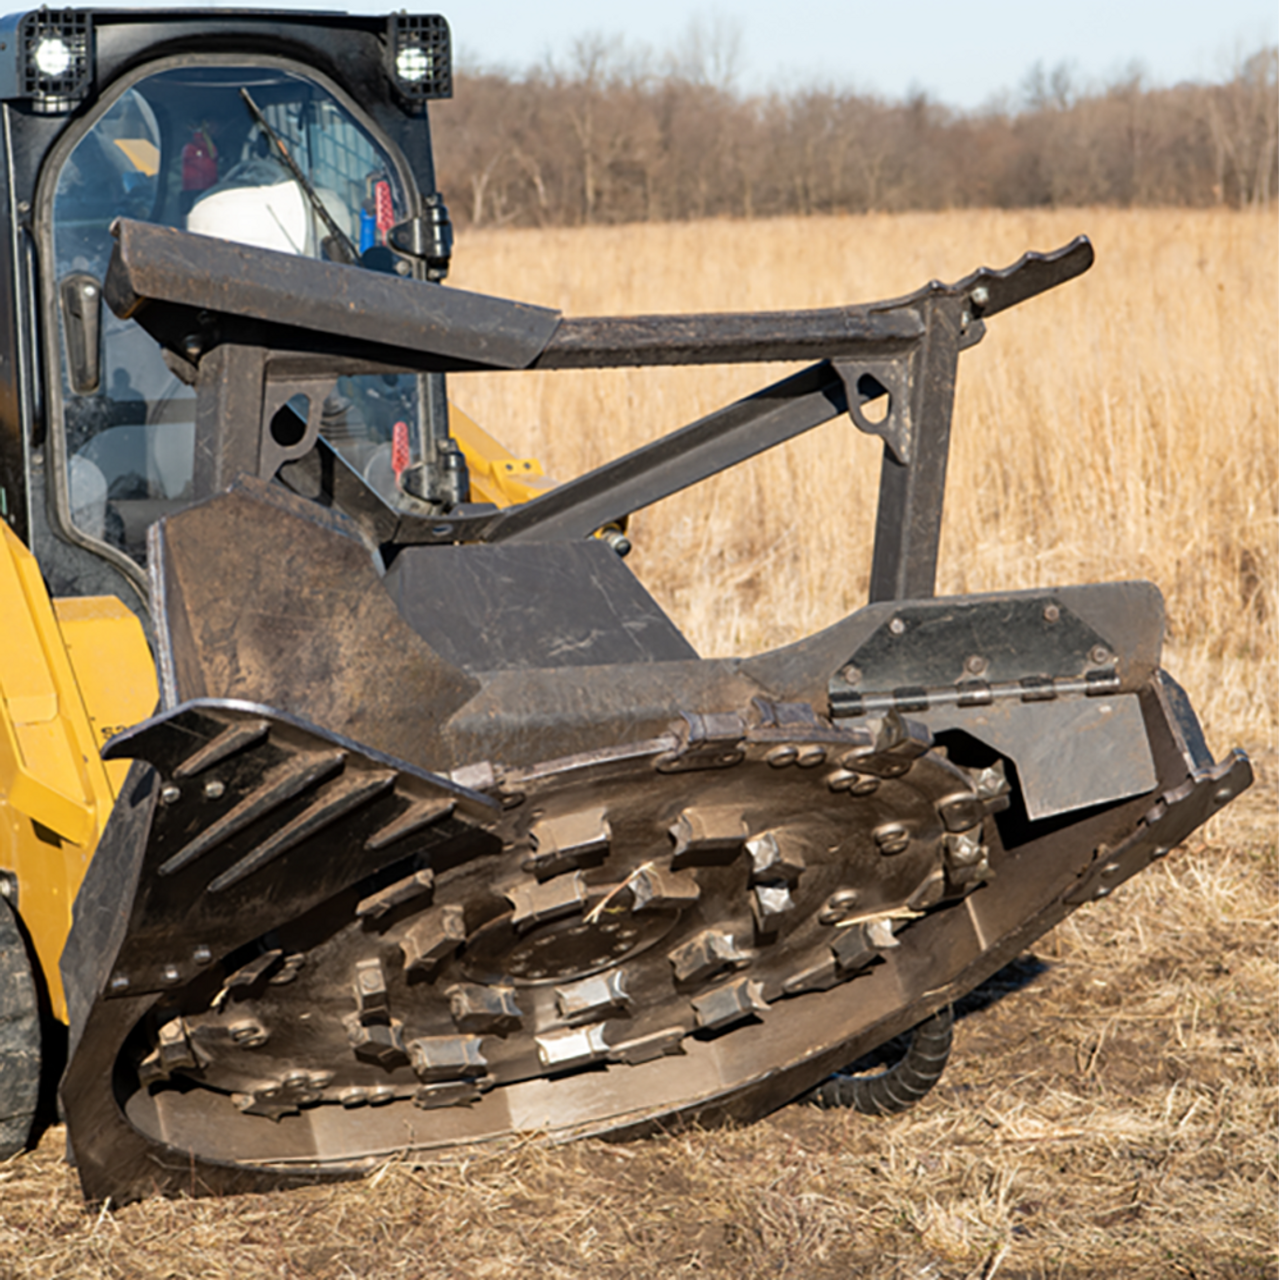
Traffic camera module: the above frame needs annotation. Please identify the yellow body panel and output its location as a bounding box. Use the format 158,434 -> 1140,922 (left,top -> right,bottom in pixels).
450,403 -> 556,508
0,524 -> 156,1020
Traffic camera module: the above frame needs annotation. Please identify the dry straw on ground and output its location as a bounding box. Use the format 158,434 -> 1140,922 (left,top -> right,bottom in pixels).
1,209 -> 1274,1278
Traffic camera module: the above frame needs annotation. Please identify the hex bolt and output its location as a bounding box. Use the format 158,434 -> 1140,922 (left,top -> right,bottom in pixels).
160,784 -> 181,805
819,888 -> 861,924
1043,603 -> 1061,623
203,779 -> 225,800
874,823 -> 910,856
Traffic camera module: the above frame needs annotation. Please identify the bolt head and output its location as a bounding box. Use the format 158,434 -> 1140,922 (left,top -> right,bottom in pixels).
971,285 -> 990,307
203,779 -> 225,800
1043,603 -> 1061,623
160,784 -> 181,805
888,617 -> 906,636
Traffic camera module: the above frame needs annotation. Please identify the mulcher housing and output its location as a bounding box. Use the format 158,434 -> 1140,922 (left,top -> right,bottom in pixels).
0,8 -> 1250,1203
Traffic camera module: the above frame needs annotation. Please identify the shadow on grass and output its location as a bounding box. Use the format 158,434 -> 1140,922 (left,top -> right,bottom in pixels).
839,952 -> 1051,1075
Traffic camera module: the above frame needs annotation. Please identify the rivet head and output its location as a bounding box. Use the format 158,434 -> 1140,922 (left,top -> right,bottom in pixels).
162,964 -> 180,983
1089,645 -> 1112,667
889,617 -> 906,637
1043,603 -> 1061,623
193,945 -> 212,965
964,653 -> 988,676
160,784 -> 181,805
204,779 -> 225,800
1213,786 -> 1232,804
109,973 -> 130,992
971,285 -> 990,307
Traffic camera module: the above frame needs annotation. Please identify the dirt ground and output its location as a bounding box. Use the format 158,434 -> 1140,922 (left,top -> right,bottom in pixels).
1,750 -> 1273,1280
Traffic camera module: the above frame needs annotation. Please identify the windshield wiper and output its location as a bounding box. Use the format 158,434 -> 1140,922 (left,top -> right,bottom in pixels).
239,88 -> 360,266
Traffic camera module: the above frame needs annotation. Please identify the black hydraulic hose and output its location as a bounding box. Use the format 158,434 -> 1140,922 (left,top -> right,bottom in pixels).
804,1004 -> 954,1115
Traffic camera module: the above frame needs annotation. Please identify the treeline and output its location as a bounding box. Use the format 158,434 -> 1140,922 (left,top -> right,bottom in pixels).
431,44 -> 1278,227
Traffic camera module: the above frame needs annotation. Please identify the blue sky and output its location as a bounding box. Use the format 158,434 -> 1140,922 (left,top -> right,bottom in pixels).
441,1 -> 1278,108
34,1 -> 1278,109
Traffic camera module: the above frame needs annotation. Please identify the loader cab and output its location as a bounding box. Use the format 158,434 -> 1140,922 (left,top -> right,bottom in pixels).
0,9 -> 453,613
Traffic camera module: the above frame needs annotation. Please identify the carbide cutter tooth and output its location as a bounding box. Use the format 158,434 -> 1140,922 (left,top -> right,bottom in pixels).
345,1016 -> 408,1068
357,868 -> 435,920
525,807 -> 611,880
414,1079 -> 490,1109
752,882 -> 795,927
555,969 -> 630,1021
446,984 -> 522,1034
353,957 -> 390,1019
536,1023 -> 610,1071
401,904 -> 467,975
606,1026 -> 686,1065
630,864 -> 700,911
831,922 -> 878,972
691,978 -> 767,1031
746,831 -> 805,883
156,1018 -> 197,1073
506,871 -> 587,931
669,928 -> 749,983
669,807 -> 747,868
224,948 -> 282,990
407,1035 -> 488,1083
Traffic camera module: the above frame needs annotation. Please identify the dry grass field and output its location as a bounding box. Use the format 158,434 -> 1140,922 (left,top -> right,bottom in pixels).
1,209 -> 1275,1278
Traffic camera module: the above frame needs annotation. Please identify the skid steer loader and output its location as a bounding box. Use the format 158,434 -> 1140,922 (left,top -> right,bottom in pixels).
0,8 -> 1250,1203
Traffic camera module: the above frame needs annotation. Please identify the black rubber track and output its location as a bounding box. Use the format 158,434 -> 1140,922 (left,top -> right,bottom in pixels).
803,1004 -> 954,1115
0,894 -> 41,1159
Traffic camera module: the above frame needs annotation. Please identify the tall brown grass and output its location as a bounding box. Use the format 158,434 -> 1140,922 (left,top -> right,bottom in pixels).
447,209 -> 1277,752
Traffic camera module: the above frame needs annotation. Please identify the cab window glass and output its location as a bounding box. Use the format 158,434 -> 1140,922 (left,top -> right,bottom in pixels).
50,65 -> 417,564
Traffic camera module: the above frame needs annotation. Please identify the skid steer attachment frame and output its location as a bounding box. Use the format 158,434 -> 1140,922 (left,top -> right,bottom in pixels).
54,221 -> 1251,1202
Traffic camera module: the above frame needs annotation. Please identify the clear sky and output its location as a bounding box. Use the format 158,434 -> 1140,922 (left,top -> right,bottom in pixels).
31,1 -> 1278,109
